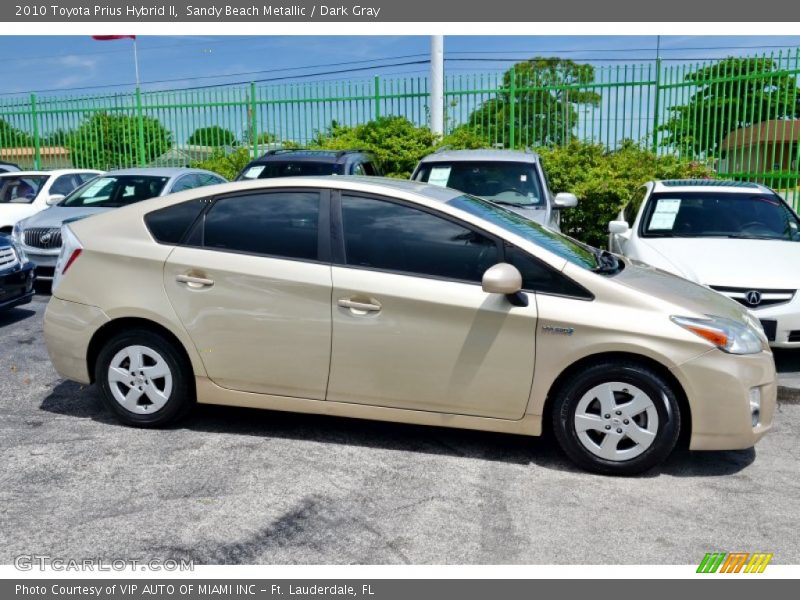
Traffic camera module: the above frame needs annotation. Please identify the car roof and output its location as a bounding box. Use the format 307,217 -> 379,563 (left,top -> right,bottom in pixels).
651,179 -> 775,194
104,167 -> 217,179
249,149 -> 371,164
0,169 -> 100,177
417,148 -> 542,164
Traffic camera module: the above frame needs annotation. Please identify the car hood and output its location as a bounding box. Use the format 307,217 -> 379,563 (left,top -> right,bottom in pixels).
613,259 -> 750,322
0,203 -> 40,225
20,205 -> 112,229
639,237 -> 800,288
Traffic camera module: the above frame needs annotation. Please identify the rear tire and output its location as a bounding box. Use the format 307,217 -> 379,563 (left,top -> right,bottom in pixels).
551,361 -> 681,476
95,329 -> 194,427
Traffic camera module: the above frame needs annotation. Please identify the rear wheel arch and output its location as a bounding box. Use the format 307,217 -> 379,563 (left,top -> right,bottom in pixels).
87,317 -> 196,388
542,351 -> 691,447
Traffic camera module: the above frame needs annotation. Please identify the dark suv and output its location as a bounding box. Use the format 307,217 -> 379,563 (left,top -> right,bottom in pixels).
236,149 -> 381,180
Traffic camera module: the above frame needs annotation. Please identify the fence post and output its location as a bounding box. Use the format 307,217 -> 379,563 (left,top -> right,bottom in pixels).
508,70 -> 516,149
374,75 -> 381,120
135,86 -> 146,167
30,93 -> 41,170
651,56 -> 662,154
250,82 -> 258,156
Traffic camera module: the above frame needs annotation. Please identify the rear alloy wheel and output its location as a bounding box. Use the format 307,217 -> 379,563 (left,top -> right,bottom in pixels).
552,362 -> 681,475
96,330 -> 194,427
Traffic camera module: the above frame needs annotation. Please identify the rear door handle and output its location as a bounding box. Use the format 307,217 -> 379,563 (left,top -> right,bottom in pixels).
338,298 -> 382,312
176,274 -> 215,289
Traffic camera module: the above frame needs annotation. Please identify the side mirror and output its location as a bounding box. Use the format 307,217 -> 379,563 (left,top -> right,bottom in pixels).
47,194 -> 65,206
553,192 -> 578,209
608,220 -> 630,235
482,263 -> 522,295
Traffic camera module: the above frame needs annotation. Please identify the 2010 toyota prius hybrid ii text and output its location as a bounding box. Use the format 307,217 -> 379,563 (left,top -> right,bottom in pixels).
43,177 -> 776,475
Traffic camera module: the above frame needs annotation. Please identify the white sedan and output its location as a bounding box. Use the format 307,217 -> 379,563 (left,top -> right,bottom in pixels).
0,169 -> 102,235
608,179 -> 800,348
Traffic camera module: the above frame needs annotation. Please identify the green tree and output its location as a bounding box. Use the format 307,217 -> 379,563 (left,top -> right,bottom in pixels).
187,125 -> 237,147
465,57 -> 601,148
309,116 -> 437,177
539,140 -> 712,248
66,112 -> 172,169
658,57 -> 800,157
0,118 -> 33,147
192,147 -> 251,181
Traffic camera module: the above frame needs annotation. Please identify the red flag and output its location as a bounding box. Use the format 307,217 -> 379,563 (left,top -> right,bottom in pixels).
91,35 -> 136,41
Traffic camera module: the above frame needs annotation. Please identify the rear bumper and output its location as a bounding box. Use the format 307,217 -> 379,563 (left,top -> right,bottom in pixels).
0,262 -> 35,311
672,349 -> 777,451
44,296 -> 110,384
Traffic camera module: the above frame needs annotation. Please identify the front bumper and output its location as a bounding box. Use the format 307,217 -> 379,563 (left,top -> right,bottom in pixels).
24,248 -> 59,280
44,296 -> 110,384
672,348 -> 776,451
0,262 -> 35,311
748,294 -> 800,348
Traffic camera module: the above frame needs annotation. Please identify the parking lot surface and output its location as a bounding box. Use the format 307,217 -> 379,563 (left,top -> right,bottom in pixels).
2,294 -> 799,565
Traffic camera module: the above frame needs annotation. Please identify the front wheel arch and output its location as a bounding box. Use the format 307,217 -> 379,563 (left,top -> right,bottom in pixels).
542,351 -> 691,448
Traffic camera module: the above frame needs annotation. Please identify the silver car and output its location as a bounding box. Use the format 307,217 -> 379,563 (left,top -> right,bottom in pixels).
411,149 -> 578,231
14,167 -> 226,279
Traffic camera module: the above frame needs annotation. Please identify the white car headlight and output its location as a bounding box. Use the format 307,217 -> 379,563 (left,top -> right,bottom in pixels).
671,314 -> 767,355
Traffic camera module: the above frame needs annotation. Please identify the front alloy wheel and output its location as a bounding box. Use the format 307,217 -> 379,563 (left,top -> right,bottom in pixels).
552,362 -> 681,475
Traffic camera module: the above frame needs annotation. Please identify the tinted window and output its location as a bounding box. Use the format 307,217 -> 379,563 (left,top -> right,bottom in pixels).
341,195 -> 498,282
238,162 -> 336,180
448,194 -> 596,270
0,175 -> 48,204
62,175 -> 169,208
623,186 -> 647,225
50,174 -> 81,196
415,161 -> 545,207
78,173 -> 99,184
203,191 -> 319,260
506,245 -> 591,298
145,199 -> 206,245
170,174 -> 199,193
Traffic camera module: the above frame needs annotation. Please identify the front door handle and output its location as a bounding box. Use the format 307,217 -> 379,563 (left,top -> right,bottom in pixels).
338,298 -> 382,313
176,274 -> 215,289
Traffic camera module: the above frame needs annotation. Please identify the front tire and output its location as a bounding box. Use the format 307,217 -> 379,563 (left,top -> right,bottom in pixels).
552,362 -> 681,475
95,329 -> 194,427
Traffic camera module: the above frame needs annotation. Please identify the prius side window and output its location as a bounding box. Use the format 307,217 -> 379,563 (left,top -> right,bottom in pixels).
506,245 -> 592,299
203,191 -> 320,260
340,194 -> 498,283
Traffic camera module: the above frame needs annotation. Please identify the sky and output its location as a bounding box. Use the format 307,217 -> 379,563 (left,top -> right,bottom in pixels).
2,35 -> 800,98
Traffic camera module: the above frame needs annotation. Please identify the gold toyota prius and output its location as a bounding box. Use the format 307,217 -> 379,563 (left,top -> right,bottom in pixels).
43,177 -> 776,475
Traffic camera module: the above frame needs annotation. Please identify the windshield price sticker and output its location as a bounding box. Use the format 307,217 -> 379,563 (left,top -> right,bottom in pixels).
81,178 -> 113,198
243,166 -> 265,179
427,166 -> 452,187
650,198 -> 682,229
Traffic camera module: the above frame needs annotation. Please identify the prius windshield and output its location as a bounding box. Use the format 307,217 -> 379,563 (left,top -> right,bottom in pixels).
642,192 -> 800,241
448,194 -> 598,270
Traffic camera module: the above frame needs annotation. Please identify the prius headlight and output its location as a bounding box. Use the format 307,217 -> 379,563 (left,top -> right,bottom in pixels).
671,315 -> 767,355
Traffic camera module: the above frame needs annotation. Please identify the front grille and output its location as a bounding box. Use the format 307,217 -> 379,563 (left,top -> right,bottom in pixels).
24,227 -> 62,250
789,331 -> 800,343
0,246 -> 19,270
710,285 -> 795,309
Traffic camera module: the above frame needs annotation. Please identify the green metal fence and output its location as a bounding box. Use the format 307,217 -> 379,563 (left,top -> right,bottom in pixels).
1,49 -> 799,207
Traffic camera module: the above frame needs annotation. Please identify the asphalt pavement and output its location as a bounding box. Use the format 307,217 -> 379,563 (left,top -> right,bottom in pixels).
1,294 -> 799,565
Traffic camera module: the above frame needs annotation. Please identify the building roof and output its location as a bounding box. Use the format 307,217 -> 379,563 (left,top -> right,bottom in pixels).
719,120 -> 800,152
0,146 -> 70,158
